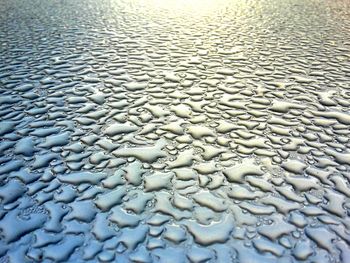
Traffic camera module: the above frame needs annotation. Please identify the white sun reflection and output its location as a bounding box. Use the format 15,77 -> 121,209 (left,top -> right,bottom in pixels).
132,0 -> 233,17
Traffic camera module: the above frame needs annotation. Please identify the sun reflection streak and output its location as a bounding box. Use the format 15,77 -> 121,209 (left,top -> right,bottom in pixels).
134,0 -> 232,16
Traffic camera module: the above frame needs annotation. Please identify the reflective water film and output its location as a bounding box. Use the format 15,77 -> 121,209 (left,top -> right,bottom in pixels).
1,0 -> 350,262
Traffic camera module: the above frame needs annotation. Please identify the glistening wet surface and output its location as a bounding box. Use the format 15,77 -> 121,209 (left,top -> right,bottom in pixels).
1,0 -> 350,262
